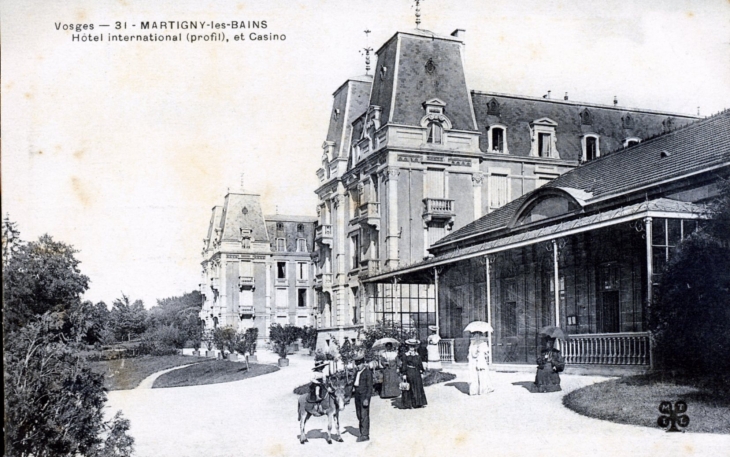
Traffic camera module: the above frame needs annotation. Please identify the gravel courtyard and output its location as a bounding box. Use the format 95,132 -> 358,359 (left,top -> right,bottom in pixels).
105,352 -> 730,457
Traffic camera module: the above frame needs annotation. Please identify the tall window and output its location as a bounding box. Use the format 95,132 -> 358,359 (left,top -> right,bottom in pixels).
350,235 -> 361,270
297,262 -> 307,280
276,262 -> 287,280
501,280 -> 518,337
296,238 -> 307,252
585,137 -> 598,161
276,238 -> 285,252
241,237 -> 251,249
427,122 -> 443,144
489,174 -> 509,209
297,289 -> 307,307
491,127 -> 505,153
538,133 -> 552,157
583,134 -> 600,161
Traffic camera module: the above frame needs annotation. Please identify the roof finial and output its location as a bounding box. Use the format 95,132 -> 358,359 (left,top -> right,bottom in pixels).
240,173 -> 244,191
276,205 -> 279,215
697,106 -> 701,116
413,0 -> 424,29
360,30 -> 373,75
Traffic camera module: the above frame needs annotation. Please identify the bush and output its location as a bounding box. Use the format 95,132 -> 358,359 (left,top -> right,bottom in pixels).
212,326 -> 238,355
5,313 -> 134,457
300,325 -> 318,351
137,325 -> 184,356
651,180 -> 730,374
268,324 -> 300,358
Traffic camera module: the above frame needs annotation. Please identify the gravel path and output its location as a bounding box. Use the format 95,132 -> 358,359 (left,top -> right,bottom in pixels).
135,364 -> 194,390
105,352 -> 730,457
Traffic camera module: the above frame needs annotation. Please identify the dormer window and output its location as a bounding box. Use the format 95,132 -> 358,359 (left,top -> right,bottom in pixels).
582,134 -> 600,162
420,99 -> 452,146
488,125 -> 508,153
529,118 -> 559,159
624,137 -> 641,147
580,109 -> 593,125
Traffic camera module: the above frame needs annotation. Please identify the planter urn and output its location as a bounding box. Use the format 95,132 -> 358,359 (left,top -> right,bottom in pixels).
278,357 -> 289,367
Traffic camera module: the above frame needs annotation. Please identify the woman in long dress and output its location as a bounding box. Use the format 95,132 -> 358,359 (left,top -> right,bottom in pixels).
468,332 -> 494,395
379,342 -> 401,399
533,337 -> 565,393
399,339 -> 427,408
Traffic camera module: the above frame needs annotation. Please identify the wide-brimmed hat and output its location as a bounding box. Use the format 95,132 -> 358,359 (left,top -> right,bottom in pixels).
312,361 -> 328,371
428,325 -> 438,332
353,354 -> 365,363
405,338 -> 420,346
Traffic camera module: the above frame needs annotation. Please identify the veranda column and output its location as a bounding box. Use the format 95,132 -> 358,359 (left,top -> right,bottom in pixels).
644,217 -> 653,308
644,216 -> 654,369
384,168 -> 400,269
333,193 -> 347,327
552,239 -> 560,327
485,255 -> 493,365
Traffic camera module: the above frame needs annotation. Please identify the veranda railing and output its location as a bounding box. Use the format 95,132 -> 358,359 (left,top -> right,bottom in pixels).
561,332 -> 652,366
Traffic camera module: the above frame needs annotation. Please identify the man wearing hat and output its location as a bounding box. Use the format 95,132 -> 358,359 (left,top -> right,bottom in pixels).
352,354 -> 373,442
308,361 -> 331,415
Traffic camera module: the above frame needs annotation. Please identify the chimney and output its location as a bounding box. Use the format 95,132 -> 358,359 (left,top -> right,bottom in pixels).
564,92 -> 569,101
613,96 -> 618,106
543,90 -> 551,99
451,29 -> 466,39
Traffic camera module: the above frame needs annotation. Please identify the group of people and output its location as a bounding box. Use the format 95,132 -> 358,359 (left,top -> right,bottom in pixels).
305,333 -> 565,443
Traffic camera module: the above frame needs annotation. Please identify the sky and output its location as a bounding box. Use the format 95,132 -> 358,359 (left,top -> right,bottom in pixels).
2,0 -> 729,308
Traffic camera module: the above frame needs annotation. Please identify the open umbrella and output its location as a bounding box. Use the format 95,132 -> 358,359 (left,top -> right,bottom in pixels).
372,337 -> 400,350
464,321 -> 494,334
538,326 -> 567,340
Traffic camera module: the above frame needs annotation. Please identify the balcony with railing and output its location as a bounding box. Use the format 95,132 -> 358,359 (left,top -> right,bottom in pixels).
562,332 -> 652,366
238,276 -> 255,290
315,224 -> 333,247
359,258 -> 381,276
350,202 -> 381,230
239,306 -> 255,317
423,198 -> 455,225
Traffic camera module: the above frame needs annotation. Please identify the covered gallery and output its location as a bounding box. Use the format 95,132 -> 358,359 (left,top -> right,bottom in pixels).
364,111 -> 730,368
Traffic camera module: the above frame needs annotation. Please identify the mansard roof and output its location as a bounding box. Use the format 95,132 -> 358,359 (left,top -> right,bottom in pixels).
325,77 -> 372,159
472,91 -> 699,161
369,30 -> 478,132
433,110 -> 730,250
218,192 -> 269,243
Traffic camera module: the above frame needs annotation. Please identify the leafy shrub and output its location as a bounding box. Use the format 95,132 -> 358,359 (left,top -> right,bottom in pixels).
300,325 -> 318,351
234,327 -> 259,356
5,313 -> 134,457
268,324 -> 300,358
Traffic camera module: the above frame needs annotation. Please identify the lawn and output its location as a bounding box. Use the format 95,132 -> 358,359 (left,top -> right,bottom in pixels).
88,355 -> 208,391
152,361 -> 279,388
563,373 -> 730,434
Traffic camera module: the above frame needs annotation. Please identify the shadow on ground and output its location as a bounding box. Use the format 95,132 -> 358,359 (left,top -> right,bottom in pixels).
444,381 -> 470,395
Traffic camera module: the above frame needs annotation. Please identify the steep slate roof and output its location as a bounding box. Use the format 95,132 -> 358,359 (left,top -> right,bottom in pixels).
205,206 -> 224,251
434,110 -> 730,249
325,77 -> 372,159
472,91 -> 698,161
219,192 -> 269,242
265,214 -> 318,223
370,29 -> 478,131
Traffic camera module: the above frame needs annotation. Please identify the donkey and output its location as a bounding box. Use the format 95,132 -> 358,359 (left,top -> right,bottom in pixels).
297,376 -> 350,444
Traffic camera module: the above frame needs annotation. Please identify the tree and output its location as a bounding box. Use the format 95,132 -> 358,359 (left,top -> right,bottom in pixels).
652,180 -> 730,373
109,295 -> 147,342
212,326 -> 238,356
146,291 -> 203,346
234,327 -> 259,356
268,324 -> 300,359
4,233 -> 90,333
2,214 -> 22,268
67,300 -> 111,345
5,313 -> 134,457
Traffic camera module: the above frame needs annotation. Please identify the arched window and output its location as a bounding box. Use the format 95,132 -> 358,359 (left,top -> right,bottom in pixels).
489,126 -> 507,153
624,137 -> 641,148
582,134 -> 600,162
427,122 -> 444,144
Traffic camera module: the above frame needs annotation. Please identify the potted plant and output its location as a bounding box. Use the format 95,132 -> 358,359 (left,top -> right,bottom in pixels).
234,327 -> 259,364
269,324 -> 299,367
213,326 -> 237,360
203,330 -> 216,357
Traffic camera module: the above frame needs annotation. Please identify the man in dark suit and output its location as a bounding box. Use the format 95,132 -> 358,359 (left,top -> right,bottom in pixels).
352,354 -> 373,442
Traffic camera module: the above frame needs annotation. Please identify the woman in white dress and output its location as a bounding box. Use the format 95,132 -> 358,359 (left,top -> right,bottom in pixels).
468,332 -> 494,395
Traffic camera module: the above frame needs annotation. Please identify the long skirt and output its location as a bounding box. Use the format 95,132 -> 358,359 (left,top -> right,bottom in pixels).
401,368 -> 427,408
532,366 -> 561,393
380,366 -> 401,399
469,366 -> 493,395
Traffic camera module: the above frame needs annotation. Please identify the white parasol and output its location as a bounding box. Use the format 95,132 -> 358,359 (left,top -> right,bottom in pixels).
464,321 -> 494,334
